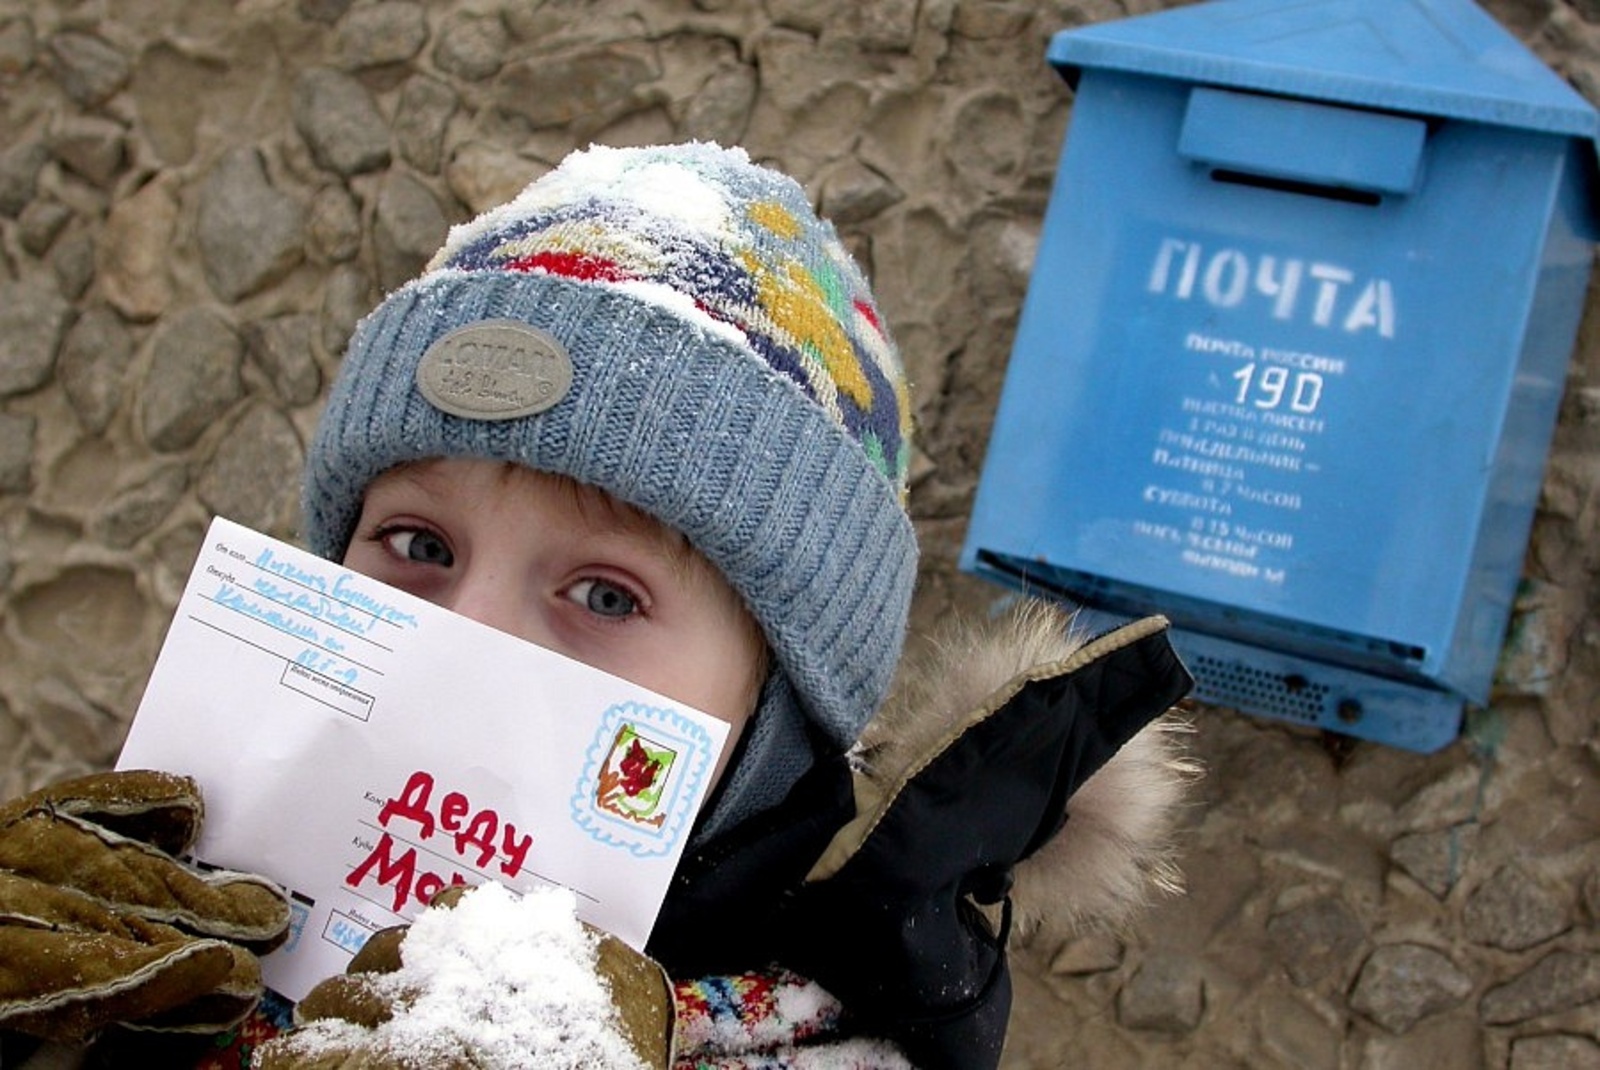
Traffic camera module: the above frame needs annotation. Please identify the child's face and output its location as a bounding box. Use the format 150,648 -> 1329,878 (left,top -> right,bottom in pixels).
342,458 -> 767,786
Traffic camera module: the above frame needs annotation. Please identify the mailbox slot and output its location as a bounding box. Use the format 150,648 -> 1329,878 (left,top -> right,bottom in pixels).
1179,87 -> 1428,199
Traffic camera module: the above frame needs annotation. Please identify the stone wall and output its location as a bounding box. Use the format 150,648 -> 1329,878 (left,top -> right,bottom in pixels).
1,0 -> 1598,1066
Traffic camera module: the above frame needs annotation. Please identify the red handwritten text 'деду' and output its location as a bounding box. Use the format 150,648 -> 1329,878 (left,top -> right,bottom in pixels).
346,770 -> 533,913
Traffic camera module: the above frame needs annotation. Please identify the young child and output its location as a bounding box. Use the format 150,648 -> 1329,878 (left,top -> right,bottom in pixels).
0,142 -> 1194,1069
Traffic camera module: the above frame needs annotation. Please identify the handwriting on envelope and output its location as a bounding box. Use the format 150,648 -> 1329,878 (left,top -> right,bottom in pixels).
204,541 -> 418,717
349,770 -> 535,913
118,517 -> 728,1001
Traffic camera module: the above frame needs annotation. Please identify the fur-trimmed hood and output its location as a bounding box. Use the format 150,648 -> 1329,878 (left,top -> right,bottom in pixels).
842,601 -> 1200,937
651,600 -> 1197,1070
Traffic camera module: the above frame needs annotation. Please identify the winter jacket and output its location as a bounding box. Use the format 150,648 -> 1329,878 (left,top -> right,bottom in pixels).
652,607 -> 1195,1070
2,605 -> 1194,1070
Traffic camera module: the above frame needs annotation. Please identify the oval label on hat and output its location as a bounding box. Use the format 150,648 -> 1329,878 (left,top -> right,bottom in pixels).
416,320 -> 573,420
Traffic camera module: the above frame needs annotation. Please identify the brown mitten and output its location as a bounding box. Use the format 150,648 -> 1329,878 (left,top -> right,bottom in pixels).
255,884 -> 674,1070
0,770 -> 291,1044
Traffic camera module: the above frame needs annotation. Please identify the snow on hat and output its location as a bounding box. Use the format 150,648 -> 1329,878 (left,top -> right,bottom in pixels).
302,142 -> 918,838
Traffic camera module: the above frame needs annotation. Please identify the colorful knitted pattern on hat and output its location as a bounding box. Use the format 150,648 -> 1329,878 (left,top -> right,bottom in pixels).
431,142 -> 911,498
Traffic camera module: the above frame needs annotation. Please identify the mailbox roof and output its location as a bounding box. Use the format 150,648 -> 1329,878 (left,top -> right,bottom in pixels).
1050,0 -> 1599,142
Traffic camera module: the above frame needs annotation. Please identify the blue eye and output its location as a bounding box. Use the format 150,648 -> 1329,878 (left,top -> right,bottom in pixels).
384,529 -> 454,566
568,579 -> 638,619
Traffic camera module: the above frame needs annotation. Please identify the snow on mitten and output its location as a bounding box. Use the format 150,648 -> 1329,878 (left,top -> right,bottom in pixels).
0,770 -> 291,1044
782,610 -> 1195,1070
255,883 -> 674,1070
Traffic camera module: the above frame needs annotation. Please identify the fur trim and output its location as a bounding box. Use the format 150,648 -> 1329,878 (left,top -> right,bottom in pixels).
859,601 -> 1091,774
1011,712 -> 1199,936
859,601 -> 1199,937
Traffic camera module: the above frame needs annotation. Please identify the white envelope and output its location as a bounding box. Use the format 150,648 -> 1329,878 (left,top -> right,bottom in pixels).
118,517 -> 728,1001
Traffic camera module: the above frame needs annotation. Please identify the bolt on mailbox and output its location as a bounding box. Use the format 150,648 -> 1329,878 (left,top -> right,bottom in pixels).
962,0 -> 1600,751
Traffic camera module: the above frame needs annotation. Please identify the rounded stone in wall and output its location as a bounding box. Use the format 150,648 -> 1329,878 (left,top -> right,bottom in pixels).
320,263 -> 375,357
51,229 -> 96,301
99,175 -> 179,321
307,185 -> 363,265
683,64 -> 757,145
11,565 -> 151,676
1117,951 -> 1206,1034
130,42 -> 213,166
197,146 -> 307,303
197,405 -> 305,537
1348,943 -> 1472,1034
28,676 -> 124,766
373,170 -> 452,293
58,305 -> 134,435
395,75 -> 459,175
333,0 -> 428,70
0,412 -> 36,493
433,12 -> 508,82
38,437 -> 121,519
818,158 -> 903,225
1389,822 -> 1479,899
47,31 -> 129,106
137,305 -> 244,453
93,464 -> 190,550
492,46 -> 661,132
244,313 -> 323,408
49,114 -> 126,188
0,275 -> 71,397
1481,949 -> 1600,1025
444,141 -> 541,215
1510,1033 -> 1600,1069
1265,893 -> 1367,990
0,16 -> 36,79
0,142 -> 48,217
1464,865 -> 1571,951
299,0 -> 353,24
293,67 -> 392,177
18,198 -> 72,255
946,89 -> 1029,193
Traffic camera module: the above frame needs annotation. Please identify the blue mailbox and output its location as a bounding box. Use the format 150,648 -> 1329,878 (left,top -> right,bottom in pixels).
962,0 -> 1600,751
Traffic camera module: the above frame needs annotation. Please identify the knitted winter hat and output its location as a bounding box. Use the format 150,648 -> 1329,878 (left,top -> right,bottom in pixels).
303,142 -> 918,839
